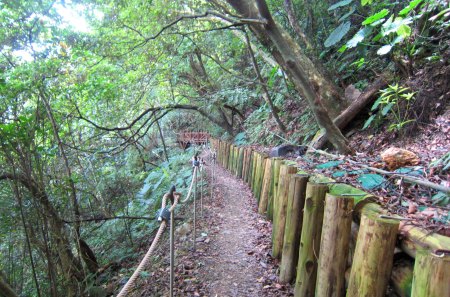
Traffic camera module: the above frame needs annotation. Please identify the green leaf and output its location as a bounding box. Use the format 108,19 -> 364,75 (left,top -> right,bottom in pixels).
432,192 -> 450,206
357,174 -> 386,189
338,6 -> 356,22
382,17 -> 412,36
332,170 -> 347,177
397,24 -> 411,38
377,44 -> 393,55
361,0 -> 373,6
371,97 -> 383,111
324,21 -> 351,47
381,102 -> 394,115
399,0 -> 423,16
394,167 -> 424,177
328,0 -> 353,11
347,27 -> 372,48
316,160 -> 344,169
338,44 -> 348,53
362,9 -> 390,25
362,114 -> 376,129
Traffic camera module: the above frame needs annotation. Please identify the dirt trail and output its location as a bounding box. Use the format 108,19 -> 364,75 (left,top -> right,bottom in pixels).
177,157 -> 292,296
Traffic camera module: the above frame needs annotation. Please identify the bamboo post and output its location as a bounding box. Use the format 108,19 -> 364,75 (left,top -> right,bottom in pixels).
272,164 -> 297,259
294,183 -> 328,297
411,250 -> 450,297
237,147 -> 244,178
258,158 -> 273,214
267,158 -> 283,221
315,194 -> 354,297
346,212 -> 399,297
254,154 -> 267,201
279,174 -> 309,283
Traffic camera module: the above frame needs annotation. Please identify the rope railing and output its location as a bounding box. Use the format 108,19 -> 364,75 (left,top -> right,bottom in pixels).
116,189 -> 181,297
116,150 -> 211,296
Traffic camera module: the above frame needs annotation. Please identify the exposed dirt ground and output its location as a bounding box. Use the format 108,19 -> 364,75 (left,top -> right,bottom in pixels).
173,158 -> 292,296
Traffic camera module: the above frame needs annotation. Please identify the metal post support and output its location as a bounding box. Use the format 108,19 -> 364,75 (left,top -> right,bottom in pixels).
193,167 -> 197,251
200,164 -> 203,218
169,206 -> 175,297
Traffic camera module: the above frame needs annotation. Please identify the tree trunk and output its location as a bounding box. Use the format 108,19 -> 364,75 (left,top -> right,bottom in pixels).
226,0 -> 353,154
245,30 -> 287,134
0,270 -> 19,297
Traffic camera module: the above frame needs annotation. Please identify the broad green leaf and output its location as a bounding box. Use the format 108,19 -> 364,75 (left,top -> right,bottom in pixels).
332,170 -> 346,177
397,24 -> 411,38
328,0 -> 353,11
432,192 -> 450,206
399,0 -> 423,16
371,97 -> 383,111
361,0 -> 373,6
357,174 -> 386,189
362,9 -> 390,25
377,44 -> 393,55
381,102 -> 394,115
316,160 -> 344,169
324,21 -> 351,47
347,27 -> 372,48
394,167 -> 424,177
382,17 -> 412,36
362,114 -> 376,129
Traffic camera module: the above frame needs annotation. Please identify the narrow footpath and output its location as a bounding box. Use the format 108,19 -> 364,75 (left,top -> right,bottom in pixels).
175,156 -> 293,296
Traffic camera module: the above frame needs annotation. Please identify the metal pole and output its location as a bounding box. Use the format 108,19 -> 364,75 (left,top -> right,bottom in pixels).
169,206 -> 174,297
193,167 -> 197,251
200,164 -> 203,218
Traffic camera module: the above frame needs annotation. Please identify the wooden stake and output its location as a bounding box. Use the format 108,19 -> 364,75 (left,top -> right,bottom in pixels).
294,182 -> 328,297
279,174 -> 309,283
272,164 -> 297,259
237,147 -> 244,178
258,158 -> 273,215
267,158 -> 283,221
250,151 -> 258,192
411,250 -> 450,297
346,212 -> 399,297
255,154 -> 267,201
315,194 -> 354,297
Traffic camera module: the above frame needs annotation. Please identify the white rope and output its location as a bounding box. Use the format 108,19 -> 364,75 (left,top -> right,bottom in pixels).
116,193 -> 180,297
181,166 -> 198,203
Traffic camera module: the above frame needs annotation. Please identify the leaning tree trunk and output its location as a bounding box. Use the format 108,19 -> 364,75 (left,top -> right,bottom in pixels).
0,273 -> 19,297
226,0 -> 353,154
